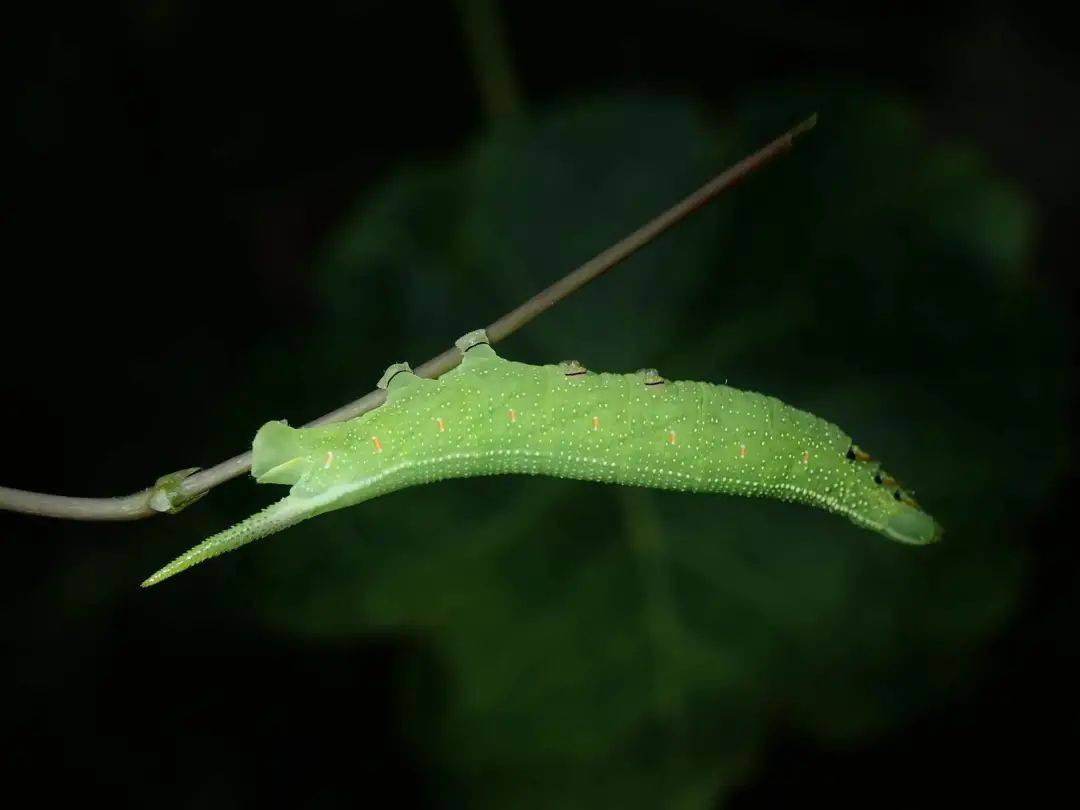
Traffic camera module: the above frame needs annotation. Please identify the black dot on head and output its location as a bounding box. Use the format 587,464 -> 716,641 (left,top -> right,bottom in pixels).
846,447 -> 857,461
894,490 -> 902,501
874,473 -> 883,484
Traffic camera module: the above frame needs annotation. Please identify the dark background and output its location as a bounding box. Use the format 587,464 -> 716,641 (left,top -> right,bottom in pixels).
4,2 -> 1077,807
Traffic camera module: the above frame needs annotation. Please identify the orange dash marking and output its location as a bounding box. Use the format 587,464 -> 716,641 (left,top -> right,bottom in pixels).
592,416 -> 600,430
323,451 -> 334,469
668,430 -> 677,446
372,436 -> 383,453
508,408 -> 518,423
802,451 -> 810,464
436,417 -> 445,432
738,444 -> 746,458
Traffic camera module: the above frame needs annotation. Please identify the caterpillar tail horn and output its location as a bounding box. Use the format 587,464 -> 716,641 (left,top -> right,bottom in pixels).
141,496 -> 306,587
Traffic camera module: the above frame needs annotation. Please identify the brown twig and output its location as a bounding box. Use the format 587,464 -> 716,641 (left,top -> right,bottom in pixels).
0,113 -> 817,521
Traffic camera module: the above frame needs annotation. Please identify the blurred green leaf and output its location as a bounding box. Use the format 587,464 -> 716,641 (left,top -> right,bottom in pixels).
224,87 -> 1063,806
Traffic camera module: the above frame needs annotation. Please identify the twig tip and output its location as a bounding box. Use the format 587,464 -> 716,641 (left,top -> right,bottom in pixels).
793,113 -> 818,138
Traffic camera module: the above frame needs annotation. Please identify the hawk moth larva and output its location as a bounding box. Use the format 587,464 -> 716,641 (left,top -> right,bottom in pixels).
143,329 -> 941,587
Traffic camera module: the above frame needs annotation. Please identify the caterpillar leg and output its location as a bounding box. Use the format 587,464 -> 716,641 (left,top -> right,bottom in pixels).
455,328 -> 498,359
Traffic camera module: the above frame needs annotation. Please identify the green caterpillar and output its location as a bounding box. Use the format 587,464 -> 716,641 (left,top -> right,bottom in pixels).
143,329 -> 941,587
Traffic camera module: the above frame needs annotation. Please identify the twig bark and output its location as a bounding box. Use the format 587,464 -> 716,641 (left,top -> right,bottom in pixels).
0,114 -> 817,521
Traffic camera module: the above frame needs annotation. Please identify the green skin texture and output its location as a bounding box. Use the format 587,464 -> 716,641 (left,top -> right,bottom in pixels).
142,330 -> 941,587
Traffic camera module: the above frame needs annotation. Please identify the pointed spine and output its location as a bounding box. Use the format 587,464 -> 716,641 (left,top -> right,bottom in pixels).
141,496 -> 307,587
